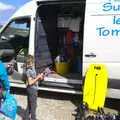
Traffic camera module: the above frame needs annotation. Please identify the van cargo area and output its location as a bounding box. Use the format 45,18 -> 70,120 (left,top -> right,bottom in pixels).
35,2 -> 86,90
0,1 -> 86,93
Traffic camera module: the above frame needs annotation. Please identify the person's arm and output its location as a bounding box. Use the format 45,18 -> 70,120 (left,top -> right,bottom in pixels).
27,73 -> 43,85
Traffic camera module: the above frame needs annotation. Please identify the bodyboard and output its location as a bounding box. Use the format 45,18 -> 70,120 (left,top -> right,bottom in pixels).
83,64 -> 108,110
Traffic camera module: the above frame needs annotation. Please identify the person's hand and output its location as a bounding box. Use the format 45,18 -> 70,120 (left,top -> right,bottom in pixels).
37,73 -> 44,80
40,73 -> 44,80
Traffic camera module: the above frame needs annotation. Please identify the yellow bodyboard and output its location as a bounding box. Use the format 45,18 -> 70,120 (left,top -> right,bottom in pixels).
83,64 -> 108,110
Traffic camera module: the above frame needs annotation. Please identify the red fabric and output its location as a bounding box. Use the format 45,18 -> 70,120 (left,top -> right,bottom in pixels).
66,31 -> 74,44
67,45 -> 75,57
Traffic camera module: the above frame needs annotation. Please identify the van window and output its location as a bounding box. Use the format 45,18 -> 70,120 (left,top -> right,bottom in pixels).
1,18 -> 30,40
0,18 -> 30,62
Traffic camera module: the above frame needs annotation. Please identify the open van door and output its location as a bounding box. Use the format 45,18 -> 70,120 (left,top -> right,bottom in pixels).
83,0 -> 120,98
0,18 -> 30,85
34,1 -> 86,93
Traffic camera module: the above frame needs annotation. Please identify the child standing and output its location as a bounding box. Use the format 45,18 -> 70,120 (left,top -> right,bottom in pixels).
23,55 -> 44,120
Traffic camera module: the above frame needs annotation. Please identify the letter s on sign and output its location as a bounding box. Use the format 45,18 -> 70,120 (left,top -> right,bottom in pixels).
103,2 -> 112,11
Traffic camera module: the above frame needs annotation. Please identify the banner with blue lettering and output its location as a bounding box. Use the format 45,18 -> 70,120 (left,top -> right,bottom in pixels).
84,0 -> 120,45
85,0 -> 120,37
83,0 -> 120,63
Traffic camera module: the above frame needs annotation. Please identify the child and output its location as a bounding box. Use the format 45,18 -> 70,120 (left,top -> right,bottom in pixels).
23,55 -> 44,120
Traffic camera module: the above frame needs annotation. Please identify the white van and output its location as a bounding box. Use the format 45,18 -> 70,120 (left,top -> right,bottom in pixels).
0,0 -> 120,99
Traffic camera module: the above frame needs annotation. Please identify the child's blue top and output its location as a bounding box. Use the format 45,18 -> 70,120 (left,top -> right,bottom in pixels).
0,60 -> 10,91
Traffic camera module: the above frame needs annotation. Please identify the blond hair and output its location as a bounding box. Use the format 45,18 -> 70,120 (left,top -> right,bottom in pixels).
26,55 -> 34,65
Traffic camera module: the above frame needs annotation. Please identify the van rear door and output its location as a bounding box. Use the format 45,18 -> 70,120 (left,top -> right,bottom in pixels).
83,0 -> 120,89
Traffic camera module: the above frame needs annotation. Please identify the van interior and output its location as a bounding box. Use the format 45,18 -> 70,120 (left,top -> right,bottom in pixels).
35,1 -> 86,89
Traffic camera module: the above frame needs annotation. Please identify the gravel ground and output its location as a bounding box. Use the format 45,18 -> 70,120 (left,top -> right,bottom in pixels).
11,88 -> 80,120
14,94 -> 76,120
1,88 -> 119,120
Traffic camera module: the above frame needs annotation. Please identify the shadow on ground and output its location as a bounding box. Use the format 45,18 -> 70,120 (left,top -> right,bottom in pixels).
17,106 -> 26,118
38,90 -> 82,106
11,87 -> 120,113
105,98 -> 120,112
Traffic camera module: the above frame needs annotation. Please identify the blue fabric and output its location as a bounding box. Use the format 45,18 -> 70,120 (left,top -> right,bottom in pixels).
0,92 -> 17,120
0,61 -> 10,91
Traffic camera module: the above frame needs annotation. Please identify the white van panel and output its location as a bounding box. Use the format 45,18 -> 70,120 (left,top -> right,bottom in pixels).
83,63 -> 120,79
86,0 -> 120,15
29,17 -> 36,56
83,0 -> 120,80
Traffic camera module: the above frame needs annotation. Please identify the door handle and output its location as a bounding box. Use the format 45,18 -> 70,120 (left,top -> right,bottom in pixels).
85,53 -> 96,57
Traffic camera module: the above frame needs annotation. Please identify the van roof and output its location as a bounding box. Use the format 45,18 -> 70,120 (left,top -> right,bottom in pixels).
11,0 -> 83,19
0,0 -> 84,32
11,0 -> 37,19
